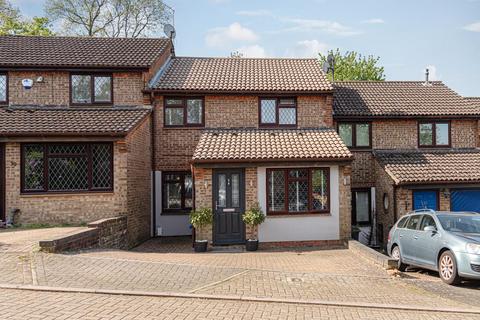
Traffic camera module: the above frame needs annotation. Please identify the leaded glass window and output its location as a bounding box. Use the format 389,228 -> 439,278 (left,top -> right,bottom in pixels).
21,143 -> 113,193
260,97 -> 296,126
0,74 -> 7,103
71,74 -> 112,104
162,172 -> 193,213
164,98 -> 204,127
267,168 -> 329,214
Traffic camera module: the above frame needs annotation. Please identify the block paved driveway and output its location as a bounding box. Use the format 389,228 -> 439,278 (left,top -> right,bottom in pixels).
1,233 -> 480,319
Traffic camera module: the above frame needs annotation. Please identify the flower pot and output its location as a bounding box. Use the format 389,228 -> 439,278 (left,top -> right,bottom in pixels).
245,239 -> 259,251
194,240 -> 208,252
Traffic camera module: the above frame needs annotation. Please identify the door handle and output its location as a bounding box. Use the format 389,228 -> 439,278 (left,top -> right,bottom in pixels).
413,236 -> 418,240
399,234 -> 403,238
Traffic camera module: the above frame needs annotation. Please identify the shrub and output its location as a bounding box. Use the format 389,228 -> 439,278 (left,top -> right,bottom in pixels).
189,207 -> 213,229
242,203 -> 265,227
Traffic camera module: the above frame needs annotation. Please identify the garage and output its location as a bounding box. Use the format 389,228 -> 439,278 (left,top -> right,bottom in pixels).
451,190 -> 480,212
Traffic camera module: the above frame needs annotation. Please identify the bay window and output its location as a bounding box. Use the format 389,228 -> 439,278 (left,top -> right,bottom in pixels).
267,168 -> 329,215
22,143 -> 113,193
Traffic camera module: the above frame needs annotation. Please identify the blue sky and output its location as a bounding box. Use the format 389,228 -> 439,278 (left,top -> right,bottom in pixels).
10,0 -> 480,96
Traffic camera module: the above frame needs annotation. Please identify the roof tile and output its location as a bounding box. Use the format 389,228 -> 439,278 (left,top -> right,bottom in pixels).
333,81 -> 479,117
193,129 -> 352,163
374,149 -> 480,185
0,106 -> 151,136
0,36 -> 170,69
153,57 -> 332,92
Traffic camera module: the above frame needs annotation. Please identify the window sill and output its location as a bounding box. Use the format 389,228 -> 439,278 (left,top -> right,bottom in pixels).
266,212 -> 331,218
161,210 -> 191,216
20,191 -> 114,197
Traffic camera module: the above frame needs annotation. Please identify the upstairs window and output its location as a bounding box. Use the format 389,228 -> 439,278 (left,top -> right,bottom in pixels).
21,143 -> 113,193
0,72 -> 7,104
418,121 -> 450,147
71,74 -> 112,105
259,98 -> 297,127
337,122 -> 371,148
164,97 -> 204,127
162,171 -> 193,213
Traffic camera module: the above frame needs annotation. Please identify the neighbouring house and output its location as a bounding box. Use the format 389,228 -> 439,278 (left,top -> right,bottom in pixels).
333,80 -> 480,247
147,57 -> 353,247
0,35 -> 173,247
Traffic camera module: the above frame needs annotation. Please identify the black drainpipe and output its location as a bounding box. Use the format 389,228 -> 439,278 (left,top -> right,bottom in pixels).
150,92 -> 157,237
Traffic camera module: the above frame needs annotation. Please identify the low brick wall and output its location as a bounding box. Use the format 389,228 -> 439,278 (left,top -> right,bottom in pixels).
259,239 -> 347,250
40,216 -> 128,253
348,240 -> 396,270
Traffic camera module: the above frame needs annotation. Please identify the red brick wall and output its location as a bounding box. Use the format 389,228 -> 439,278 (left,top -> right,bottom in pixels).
154,94 -> 333,171
7,71 -> 146,106
126,117 -> 152,246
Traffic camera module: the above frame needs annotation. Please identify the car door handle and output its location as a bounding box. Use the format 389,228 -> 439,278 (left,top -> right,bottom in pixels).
413,236 -> 418,240
399,235 -> 403,238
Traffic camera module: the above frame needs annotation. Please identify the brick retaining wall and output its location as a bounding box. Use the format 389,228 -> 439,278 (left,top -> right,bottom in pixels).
40,216 -> 127,253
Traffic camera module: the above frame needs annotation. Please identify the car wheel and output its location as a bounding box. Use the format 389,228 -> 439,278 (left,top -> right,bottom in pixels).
391,245 -> 408,272
439,251 -> 460,285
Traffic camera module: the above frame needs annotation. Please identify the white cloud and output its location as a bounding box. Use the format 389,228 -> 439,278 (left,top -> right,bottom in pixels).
282,18 -> 361,36
423,65 -> 439,81
362,18 -> 385,24
236,10 -> 273,17
284,40 -> 329,58
463,21 -> 480,32
234,45 -> 268,58
205,22 -> 259,47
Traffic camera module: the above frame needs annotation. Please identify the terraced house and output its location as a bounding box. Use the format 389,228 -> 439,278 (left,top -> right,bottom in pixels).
1,35 -> 478,249
0,35 -> 353,248
333,81 -> 480,246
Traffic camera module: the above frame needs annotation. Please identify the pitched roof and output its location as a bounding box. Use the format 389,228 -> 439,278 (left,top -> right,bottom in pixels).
333,81 -> 480,118
466,97 -> 480,108
374,149 -> 480,185
0,106 -> 151,137
193,128 -> 352,163
0,36 -> 171,69
151,57 -> 333,93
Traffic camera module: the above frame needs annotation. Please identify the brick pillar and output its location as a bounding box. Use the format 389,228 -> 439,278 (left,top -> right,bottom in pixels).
339,165 -> 352,241
193,167 -> 213,243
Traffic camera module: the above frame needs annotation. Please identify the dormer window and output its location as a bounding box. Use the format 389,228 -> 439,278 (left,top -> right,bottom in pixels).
0,72 -> 7,105
71,74 -> 112,105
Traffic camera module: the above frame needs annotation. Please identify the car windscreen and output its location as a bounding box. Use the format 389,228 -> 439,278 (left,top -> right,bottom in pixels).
437,215 -> 480,234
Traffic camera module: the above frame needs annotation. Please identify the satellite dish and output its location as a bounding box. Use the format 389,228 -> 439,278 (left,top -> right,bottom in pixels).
163,24 -> 176,39
322,61 -> 330,73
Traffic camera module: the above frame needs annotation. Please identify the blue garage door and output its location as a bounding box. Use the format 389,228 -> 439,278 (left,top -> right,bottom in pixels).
451,190 -> 480,212
413,190 -> 438,210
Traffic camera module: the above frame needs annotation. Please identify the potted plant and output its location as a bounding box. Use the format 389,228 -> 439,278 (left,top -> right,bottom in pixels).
189,207 -> 213,252
242,203 -> 265,251
351,225 -> 361,241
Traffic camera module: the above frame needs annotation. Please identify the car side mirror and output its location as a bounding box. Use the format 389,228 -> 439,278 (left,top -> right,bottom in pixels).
424,226 -> 437,233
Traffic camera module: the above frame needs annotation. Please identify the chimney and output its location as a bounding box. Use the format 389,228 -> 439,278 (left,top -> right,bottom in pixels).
424,68 -> 430,86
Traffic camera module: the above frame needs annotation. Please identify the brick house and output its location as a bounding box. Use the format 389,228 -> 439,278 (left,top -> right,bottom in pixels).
333,81 -> 480,246
0,36 -> 172,247
147,57 -> 353,246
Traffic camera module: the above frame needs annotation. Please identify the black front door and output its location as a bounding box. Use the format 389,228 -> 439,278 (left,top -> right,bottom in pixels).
213,169 -> 245,245
0,143 -> 4,223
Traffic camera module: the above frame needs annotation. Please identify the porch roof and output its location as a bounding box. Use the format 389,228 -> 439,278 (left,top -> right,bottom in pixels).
192,128 -> 352,163
374,149 -> 480,185
0,106 -> 151,137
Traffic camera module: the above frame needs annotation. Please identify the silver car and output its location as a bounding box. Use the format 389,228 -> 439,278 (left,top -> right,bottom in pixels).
387,209 -> 480,285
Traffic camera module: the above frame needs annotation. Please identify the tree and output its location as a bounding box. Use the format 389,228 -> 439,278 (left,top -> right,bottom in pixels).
45,0 -> 171,38
318,49 -> 385,81
0,0 -> 54,36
